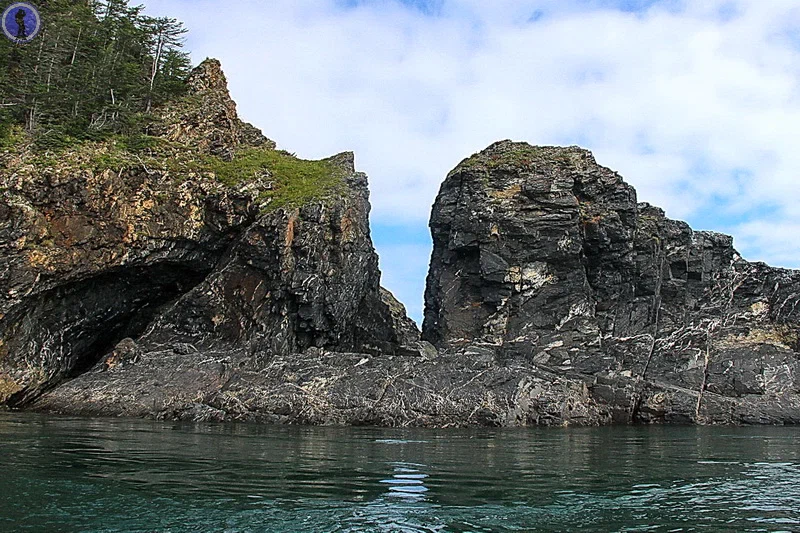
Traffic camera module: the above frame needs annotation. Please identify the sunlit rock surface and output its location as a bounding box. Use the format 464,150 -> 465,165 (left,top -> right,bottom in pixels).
3,65 -> 798,426
423,140 -> 800,424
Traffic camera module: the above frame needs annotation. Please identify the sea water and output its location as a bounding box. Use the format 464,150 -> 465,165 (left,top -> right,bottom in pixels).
1,411 -> 798,532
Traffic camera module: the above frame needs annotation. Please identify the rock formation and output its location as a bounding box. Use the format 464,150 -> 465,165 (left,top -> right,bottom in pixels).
0,59 -> 418,410
423,140 -> 800,424
2,61 -> 798,426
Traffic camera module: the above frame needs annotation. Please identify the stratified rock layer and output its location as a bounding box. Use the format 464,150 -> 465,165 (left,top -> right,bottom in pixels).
423,140 -> 800,424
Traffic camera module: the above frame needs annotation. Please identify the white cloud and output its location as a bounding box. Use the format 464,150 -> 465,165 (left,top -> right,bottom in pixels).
735,220 -> 800,267
144,0 -> 800,317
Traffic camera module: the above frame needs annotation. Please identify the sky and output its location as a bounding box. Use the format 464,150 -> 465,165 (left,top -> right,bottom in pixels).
144,0 -> 800,324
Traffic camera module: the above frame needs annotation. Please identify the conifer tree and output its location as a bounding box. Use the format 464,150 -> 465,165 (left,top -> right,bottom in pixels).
0,0 -> 191,142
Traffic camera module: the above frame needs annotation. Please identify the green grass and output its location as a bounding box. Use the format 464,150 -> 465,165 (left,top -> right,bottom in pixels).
32,129 -> 83,152
460,144 -> 582,173
115,134 -> 162,153
0,123 -> 26,149
23,133 -> 180,173
90,149 -> 132,171
5,128 -> 345,213
205,147 -> 345,210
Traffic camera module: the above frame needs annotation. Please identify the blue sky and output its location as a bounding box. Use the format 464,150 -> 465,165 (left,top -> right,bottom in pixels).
145,0 -> 800,323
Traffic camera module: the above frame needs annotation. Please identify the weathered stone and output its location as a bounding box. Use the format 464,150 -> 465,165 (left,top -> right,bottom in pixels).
0,60 -> 412,407
380,287 -> 421,347
423,140 -> 800,425
34,348 -> 610,427
4,66 -> 799,427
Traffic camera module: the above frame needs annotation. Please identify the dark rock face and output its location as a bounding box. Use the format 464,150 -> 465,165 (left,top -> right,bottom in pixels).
423,140 -> 800,425
0,162 -> 250,404
4,59 -> 798,427
34,348 -> 605,426
380,287 -> 422,347
135,158 -> 407,359
0,60 -> 415,407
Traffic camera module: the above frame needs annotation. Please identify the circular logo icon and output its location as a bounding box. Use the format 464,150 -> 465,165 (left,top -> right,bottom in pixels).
2,2 -> 41,44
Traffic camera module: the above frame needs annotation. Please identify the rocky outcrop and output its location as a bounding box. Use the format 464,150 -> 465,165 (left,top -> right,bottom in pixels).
423,140 -> 800,424
151,58 -> 276,157
34,347 -> 606,426
0,59 -> 417,408
3,60 -> 798,427
380,287 -> 422,347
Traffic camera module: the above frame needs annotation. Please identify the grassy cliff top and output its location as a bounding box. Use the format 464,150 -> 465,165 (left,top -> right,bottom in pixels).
454,140 -> 596,175
1,59 -> 347,213
0,128 -> 346,212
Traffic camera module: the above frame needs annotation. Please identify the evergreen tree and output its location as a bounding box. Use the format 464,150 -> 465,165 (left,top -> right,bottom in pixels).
0,0 -> 191,142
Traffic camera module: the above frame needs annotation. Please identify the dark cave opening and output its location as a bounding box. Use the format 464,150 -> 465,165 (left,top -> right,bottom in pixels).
2,261 -> 211,406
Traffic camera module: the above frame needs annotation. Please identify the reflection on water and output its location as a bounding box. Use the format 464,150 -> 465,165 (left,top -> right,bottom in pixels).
0,411 -> 799,532
381,462 -> 429,499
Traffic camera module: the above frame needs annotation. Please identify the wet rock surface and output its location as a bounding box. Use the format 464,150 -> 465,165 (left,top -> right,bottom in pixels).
423,140 -> 800,425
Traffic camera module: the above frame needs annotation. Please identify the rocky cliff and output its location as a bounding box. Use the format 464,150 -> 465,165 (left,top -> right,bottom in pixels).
0,59 -> 420,416
423,140 -> 800,424
2,62 -> 799,427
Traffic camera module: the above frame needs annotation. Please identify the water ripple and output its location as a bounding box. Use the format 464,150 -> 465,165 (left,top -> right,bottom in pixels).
1,413 -> 800,532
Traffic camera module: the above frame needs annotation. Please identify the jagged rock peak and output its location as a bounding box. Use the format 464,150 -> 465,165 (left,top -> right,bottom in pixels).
380,287 -> 421,347
325,151 -> 356,174
424,140 -> 800,425
186,58 -> 231,94
423,140 -> 636,350
153,58 -> 275,157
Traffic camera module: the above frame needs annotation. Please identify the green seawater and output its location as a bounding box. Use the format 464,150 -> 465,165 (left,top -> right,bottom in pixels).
1,412 -> 798,532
